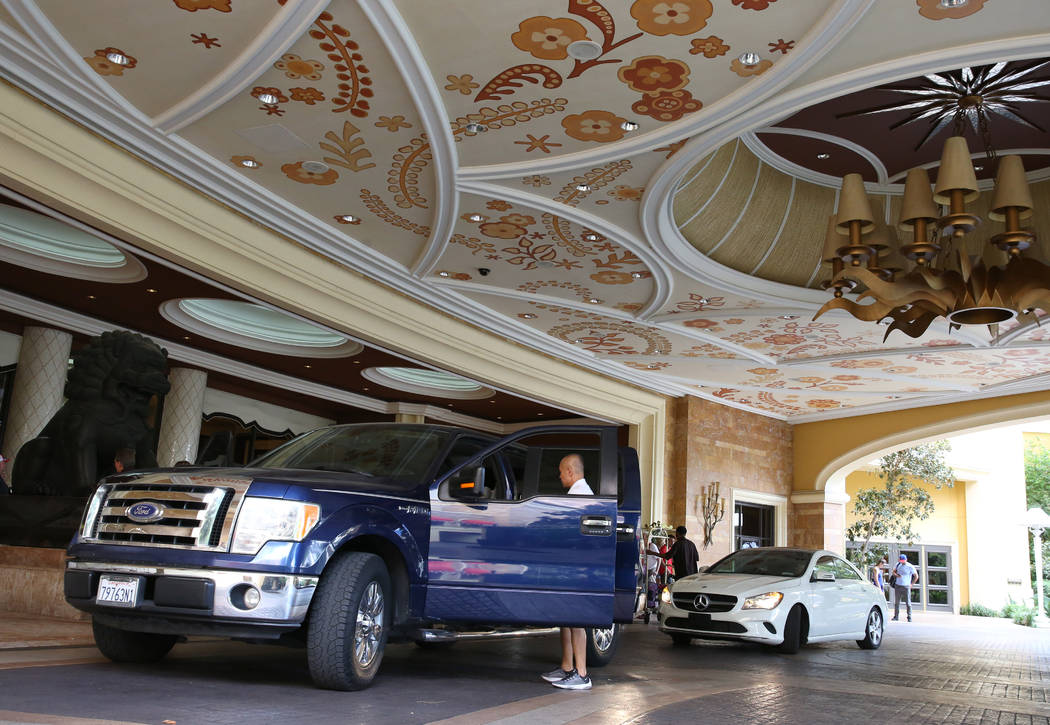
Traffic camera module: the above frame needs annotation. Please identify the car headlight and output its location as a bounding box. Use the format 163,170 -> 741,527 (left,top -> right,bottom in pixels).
660,586 -> 672,604
230,498 -> 321,555
742,591 -> 784,610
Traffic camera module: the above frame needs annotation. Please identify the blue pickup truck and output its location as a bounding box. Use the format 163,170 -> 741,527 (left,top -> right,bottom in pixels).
64,423 -> 642,690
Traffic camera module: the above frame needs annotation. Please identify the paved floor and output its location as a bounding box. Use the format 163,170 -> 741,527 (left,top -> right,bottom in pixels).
0,612 -> 1048,724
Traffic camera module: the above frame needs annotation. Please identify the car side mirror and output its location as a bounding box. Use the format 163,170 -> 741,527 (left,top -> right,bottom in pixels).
812,571 -> 835,583
449,466 -> 485,500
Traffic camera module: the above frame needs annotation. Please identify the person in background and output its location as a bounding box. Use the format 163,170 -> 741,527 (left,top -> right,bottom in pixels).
112,447 -> 136,475
872,556 -> 889,597
891,554 -> 919,622
661,525 -> 700,579
540,453 -> 594,691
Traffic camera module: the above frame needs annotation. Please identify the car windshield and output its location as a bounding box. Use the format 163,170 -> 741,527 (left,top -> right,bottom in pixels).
707,549 -> 812,578
251,425 -> 454,486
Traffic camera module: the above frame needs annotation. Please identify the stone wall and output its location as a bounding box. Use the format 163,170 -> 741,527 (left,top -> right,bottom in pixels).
664,396 -> 793,565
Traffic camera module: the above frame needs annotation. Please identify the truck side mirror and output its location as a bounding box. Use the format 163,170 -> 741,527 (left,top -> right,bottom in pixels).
450,466 -> 485,500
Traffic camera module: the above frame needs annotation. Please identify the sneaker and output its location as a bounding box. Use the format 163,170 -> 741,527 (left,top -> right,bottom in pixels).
891,617 -> 899,621
907,617 -> 912,622
552,671 -> 592,690
541,668 -> 573,683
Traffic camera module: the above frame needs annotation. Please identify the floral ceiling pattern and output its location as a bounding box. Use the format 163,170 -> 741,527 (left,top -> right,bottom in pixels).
3,0 -> 1046,423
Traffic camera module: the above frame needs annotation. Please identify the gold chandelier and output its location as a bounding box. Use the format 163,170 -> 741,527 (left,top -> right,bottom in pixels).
815,135 -> 1044,338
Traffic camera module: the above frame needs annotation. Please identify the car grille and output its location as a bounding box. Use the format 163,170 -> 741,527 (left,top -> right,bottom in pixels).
664,616 -> 747,634
672,592 -> 737,613
82,473 -> 251,551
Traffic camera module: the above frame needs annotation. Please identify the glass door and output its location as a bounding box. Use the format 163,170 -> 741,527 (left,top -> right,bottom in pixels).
924,546 -> 952,611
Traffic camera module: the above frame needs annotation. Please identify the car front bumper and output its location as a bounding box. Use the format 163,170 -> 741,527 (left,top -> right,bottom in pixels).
65,561 -> 318,637
658,599 -> 790,644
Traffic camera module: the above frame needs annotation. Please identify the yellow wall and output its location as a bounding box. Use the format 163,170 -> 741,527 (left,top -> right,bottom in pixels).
844,470 -> 969,606
1024,431 -> 1050,450
794,390 -> 1050,493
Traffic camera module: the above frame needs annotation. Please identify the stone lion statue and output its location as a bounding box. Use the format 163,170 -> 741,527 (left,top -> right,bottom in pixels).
12,330 -> 171,496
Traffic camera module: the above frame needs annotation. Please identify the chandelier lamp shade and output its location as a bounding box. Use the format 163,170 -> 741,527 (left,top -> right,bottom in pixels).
815,135 -> 1044,339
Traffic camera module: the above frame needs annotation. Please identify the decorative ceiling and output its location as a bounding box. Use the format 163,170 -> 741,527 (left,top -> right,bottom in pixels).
1,0 -> 1050,422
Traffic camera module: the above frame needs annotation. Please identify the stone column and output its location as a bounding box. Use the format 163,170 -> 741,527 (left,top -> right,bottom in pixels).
1,326 -> 72,467
156,367 -> 207,467
790,490 -> 849,553
393,403 -> 425,424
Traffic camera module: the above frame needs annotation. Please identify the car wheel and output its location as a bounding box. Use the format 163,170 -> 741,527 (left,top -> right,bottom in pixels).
778,605 -> 803,654
586,624 -> 620,667
856,607 -> 884,650
92,617 -> 177,663
669,633 -> 692,646
307,551 -> 391,691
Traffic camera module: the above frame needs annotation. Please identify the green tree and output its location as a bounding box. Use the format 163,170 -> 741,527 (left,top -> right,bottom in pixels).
846,441 -> 956,573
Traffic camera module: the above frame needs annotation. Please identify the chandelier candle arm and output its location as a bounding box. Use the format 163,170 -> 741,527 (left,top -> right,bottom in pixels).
697,481 -> 726,549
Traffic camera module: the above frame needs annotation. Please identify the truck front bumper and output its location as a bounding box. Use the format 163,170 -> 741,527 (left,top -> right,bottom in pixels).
65,561 -> 318,637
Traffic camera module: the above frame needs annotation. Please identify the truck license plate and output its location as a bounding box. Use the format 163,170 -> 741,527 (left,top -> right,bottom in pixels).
96,575 -> 141,607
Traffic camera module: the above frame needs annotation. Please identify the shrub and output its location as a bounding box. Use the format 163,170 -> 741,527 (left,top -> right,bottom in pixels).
959,603 -> 998,617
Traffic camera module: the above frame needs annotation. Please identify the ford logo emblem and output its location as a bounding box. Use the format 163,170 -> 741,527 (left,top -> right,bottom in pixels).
693,594 -> 710,610
126,501 -> 165,523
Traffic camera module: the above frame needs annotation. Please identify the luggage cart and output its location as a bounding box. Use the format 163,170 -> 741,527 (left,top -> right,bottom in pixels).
641,525 -> 674,623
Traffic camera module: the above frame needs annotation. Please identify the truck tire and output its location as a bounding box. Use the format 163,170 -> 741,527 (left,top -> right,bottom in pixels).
586,624 -> 620,667
92,617 -> 176,663
307,551 -> 391,691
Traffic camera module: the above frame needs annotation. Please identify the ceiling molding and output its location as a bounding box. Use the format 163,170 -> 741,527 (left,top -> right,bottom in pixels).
744,129 -> 889,186
455,179 -> 673,320
456,0 -> 876,180
152,0 -> 330,133
359,0 -> 460,280
2,0 -> 151,125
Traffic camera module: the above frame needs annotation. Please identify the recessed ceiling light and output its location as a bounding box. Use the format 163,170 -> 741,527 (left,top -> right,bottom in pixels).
337,214 -> 358,223
588,298 -> 602,304
646,364 -> 659,369
105,51 -> 129,65
257,92 -> 279,105
780,314 -> 799,320
146,288 -> 157,293
302,161 -> 330,174
738,51 -> 761,67
362,387 -> 369,391
522,313 -> 537,319
575,183 -> 592,192
353,360 -> 361,364
567,39 -> 603,61
239,159 -> 259,168
939,0 -> 968,7
467,213 -> 484,222
87,295 -> 96,300
536,412 -> 543,416
573,338 -> 584,343
497,416 -> 502,420
464,122 -> 486,134
974,165 -> 984,171
304,364 -> 311,369
582,232 -> 601,241
631,272 -> 643,279
816,153 -> 830,160
620,120 -> 639,132
489,399 -> 496,403
697,297 -> 709,304
183,336 -> 191,341
438,271 -> 450,278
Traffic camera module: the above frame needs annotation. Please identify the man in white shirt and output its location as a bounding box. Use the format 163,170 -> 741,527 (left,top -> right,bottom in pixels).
541,453 -> 594,690
891,554 -> 919,622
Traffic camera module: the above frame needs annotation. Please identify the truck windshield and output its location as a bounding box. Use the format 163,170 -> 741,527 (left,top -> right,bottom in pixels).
706,549 -> 812,578
252,426 -> 453,485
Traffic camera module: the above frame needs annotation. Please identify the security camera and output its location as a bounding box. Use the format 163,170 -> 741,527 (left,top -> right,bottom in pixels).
478,268 -> 491,276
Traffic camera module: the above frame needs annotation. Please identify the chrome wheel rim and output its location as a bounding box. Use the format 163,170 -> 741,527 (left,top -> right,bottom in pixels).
592,625 -> 615,653
354,580 -> 384,668
867,610 -> 882,646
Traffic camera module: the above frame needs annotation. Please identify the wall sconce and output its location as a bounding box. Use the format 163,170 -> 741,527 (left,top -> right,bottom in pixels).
697,481 -> 726,549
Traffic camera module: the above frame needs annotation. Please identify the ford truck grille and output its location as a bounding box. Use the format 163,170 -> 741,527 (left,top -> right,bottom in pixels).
81,474 -> 251,551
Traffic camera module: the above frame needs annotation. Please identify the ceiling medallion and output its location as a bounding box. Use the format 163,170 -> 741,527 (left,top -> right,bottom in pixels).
815,134 -> 1046,338
836,61 -> 1050,152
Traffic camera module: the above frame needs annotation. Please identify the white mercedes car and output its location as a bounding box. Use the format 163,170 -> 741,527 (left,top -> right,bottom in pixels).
659,547 -> 887,652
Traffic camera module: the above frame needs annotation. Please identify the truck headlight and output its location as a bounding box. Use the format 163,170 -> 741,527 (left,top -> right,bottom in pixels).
742,591 -> 784,610
230,498 -> 321,555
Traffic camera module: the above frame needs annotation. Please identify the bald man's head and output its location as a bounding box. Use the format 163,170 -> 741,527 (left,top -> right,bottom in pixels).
559,454 -> 584,489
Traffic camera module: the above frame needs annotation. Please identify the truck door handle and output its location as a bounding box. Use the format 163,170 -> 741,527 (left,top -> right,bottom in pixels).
580,515 -> 612,536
